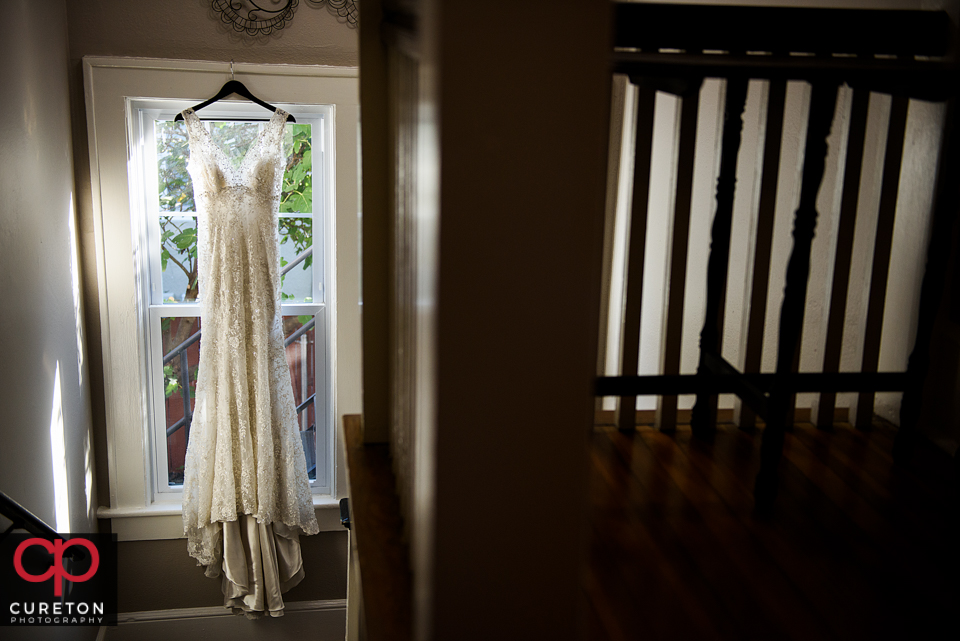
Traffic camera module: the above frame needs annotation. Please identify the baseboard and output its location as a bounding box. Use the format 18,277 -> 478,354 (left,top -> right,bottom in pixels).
116,598 -> 347,624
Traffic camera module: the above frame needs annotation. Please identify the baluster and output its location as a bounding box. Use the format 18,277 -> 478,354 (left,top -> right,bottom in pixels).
179,350 -> 193,444
739,78 -> 787,432
690,77 -> 749,438
301,334 -> 309,431
755,82 -> 839,510
815,87 -> 870,430
597,75 -> 629,420
656,81 -> 702,433
854,95 -> 910,429
617,86 -> 657,432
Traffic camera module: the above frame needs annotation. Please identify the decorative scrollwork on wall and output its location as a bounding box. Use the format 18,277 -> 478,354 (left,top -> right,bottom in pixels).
212,0 -> 298,36
212,0 -> 357,36
306,0 -> 358,27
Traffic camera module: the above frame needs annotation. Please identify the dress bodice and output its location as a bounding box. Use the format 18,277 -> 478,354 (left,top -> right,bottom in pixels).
180,108 -> 289,316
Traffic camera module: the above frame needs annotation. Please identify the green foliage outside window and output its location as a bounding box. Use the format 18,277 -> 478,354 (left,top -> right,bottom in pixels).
163,362 -> 198,399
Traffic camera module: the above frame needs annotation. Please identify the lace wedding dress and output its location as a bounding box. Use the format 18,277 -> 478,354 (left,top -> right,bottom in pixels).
179,107 -> 319,618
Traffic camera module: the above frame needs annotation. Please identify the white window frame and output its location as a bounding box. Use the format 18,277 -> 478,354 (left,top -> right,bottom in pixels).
84,58 -> 361,541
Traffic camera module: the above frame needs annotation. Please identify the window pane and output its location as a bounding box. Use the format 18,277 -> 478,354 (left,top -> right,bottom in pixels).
281,123 -> 313,214
159,216 -> 313,304
162,314 -> 318,486
279,217 -> 314,302
162,316 -> 201,486
283,314 -> 317,481
156,120 -> 194,212
154,115 -> 319,487
159,216 -> 199,303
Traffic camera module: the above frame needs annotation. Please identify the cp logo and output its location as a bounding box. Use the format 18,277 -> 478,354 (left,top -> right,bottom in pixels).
13,538 -> 100,597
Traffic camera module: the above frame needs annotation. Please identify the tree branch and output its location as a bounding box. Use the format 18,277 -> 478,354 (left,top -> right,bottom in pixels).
164,246 -> 193,281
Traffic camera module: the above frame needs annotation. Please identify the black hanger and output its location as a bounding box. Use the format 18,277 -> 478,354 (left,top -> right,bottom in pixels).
174,79 -> 295,123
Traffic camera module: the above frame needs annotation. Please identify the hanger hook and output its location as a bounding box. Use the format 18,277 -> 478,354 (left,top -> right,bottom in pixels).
230,60 -> 234,81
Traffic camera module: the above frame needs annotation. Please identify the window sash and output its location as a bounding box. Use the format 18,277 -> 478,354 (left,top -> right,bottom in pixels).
141,108 -> 327,308
147,307 -> 329,498
132,101 -> 334,502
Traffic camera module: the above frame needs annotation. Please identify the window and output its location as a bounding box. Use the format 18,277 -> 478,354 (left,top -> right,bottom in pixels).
84,58 -> 361,540
130,102 -> 332,498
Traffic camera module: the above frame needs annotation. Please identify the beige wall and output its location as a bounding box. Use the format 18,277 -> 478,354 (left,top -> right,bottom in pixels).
66,0 -> 358,67
0,0 -> 97,535
0,0 -> 97,637
117,532 -> 347,612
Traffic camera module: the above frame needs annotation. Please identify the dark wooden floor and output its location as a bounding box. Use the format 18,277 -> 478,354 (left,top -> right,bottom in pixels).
586,420 -> 959,641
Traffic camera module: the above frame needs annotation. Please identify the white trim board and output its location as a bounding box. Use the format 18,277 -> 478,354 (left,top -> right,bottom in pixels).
117,598 -> 347,624
99,495 -> 345,540
85,56 -> 357,78
102,600 -> 347,641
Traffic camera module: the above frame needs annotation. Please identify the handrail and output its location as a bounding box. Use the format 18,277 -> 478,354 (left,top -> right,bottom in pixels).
0,490 -> 60,540
281,246 -> 313,278
284,317 -> 316,347
296,392 -> 316,415
0,491 -> 94,565
162,330 -> 202,366
165,415 -> 187,438
613,3 -> 952,57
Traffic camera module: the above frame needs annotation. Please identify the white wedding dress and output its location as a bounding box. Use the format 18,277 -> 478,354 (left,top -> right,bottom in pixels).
179,107 -> 319,618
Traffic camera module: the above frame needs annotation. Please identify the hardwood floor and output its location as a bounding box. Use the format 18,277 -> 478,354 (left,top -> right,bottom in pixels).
586,420 -> 958,641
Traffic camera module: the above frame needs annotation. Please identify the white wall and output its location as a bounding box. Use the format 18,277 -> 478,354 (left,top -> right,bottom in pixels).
0,0 -> 97,534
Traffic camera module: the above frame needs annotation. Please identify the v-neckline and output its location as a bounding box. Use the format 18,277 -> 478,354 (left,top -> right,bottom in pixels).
182,108 -> 285,173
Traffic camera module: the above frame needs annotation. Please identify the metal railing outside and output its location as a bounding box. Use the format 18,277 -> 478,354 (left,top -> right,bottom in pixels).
162,246 -> 317,477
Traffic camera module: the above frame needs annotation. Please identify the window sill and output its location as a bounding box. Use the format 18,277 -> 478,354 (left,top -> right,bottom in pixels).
97,495 -> 345,541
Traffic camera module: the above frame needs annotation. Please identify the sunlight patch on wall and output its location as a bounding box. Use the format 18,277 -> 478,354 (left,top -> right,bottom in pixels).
84,430 -> 96,528
50,361 -> 70,533
68,195 -> 85,387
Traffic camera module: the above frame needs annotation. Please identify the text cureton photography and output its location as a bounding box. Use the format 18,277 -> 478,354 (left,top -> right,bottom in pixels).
1,533 -> 117,627
9,599 -> 105,625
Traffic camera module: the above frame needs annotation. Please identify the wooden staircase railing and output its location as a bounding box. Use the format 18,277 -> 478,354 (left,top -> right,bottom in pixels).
596,2 -> 959,510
